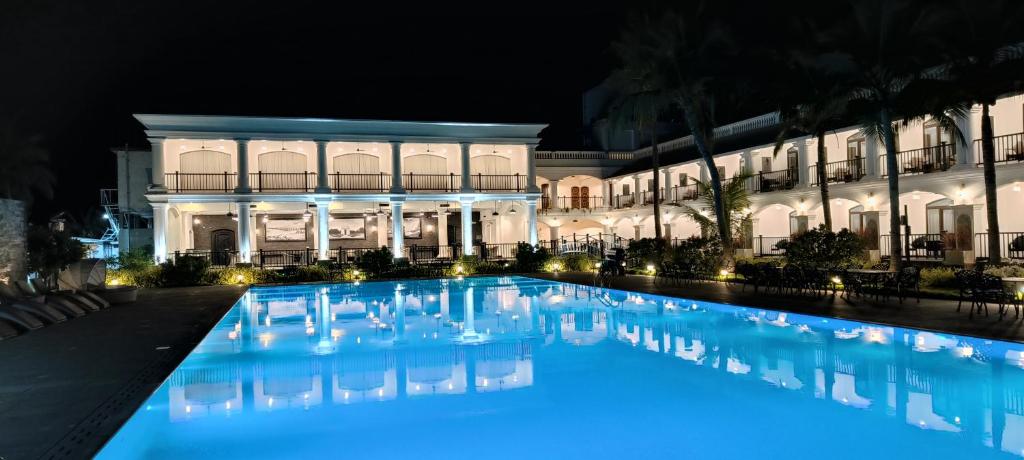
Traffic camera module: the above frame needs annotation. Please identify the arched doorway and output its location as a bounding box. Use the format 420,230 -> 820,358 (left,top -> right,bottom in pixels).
211,229 -> 236,266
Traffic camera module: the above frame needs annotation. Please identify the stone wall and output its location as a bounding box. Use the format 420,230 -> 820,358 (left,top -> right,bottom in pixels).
0,199 -> 27,282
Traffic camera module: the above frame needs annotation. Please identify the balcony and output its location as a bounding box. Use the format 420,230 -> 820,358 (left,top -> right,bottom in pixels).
666,184 -> 699,203
612,194 -> 635,209
165,171 -> 528,194
880,144 -> 956,177
749,169 -> 797,193
809,158 -> 866,185
973,132 -> 1024,165
540,196 -> 603,213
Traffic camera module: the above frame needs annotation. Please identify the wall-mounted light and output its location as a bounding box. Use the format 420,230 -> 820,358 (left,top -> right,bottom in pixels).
193,217 -> 202,225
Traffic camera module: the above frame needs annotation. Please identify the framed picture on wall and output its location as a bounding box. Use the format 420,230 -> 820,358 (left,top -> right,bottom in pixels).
265,219 -> 306,242
404,217 -> 422,238
329,218 -> 366,240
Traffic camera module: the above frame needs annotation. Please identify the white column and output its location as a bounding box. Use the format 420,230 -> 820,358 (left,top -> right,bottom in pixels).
315,140 -> 330,193
548,179 -> 559,208
463,286 -> 476,338
376,212 -> 388,248
235,139 -> 251,193
741,149 -> 754,172
461,201 -> 474,256
460,142 -> 474,193
633,224 -> 641,240
389,141 -> 405,193
152,202 -> 168,262
796,139 -> 810,187
865,135 -> 881,179
316,202 -> 330,260
700,162 -> 711,183
954,107 -> 978,167
603,180 -> 612,207
632,175 -> 641,205
237,203 -> 251,263
526,199 -> 538,246
549,225 -> 560,242
526,143 -> 540,193
663,167 -> 673,201
438,209 -> 449,257
149,138 -> 166,191
391,201 -> 404,258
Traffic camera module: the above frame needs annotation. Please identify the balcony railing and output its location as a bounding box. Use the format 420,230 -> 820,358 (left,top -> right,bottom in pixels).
809,158 -> 866,185
470,173 -> 526,192
541,196 -> 603,212
165,172 -> 238,193
880,144 -> 956,177
329,173 -> 391,192
879,233 -> 951,259
640,190 -> 662,205
974,132 -> 1024,165
974,232 -> 1024,260
750,169 -> 797,193
612,194 -> 635,209
402,173 -> 461,192
250,172 -> 318,192
752,236 -> 790,257
666,184 -> 699,203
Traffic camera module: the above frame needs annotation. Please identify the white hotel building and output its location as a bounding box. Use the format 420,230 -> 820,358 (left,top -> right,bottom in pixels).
114,93 -> 1024,266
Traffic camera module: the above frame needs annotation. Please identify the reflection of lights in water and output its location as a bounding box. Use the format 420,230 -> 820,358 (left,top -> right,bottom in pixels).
306,326 -> 315,335
185,405 -> 192,414
331,329 -> 343,341
265,317 -> 271,327
956,345 -> 973,358
415,384 -> 421,391
356,337 -> 361,344
268,397 -> 274,408
954,416 -> 960,424
228,330 -> 238,340
344,391 -> 350,400
447,383 -> 454,390
428,295 -> 436,302
259,333 -> 273,347
482,379 -> 489,387
378,389 -> 384,397
225,401 -> 231,410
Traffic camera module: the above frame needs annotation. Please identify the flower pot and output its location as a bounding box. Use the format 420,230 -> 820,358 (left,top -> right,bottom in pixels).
96,286 -> 139,304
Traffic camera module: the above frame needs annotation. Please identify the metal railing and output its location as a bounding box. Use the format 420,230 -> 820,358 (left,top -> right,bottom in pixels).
251,248 -> 317,268
541,196 -> 604,212
470,173 -> 526,192
612,194 -> 636,209
752,236 -> 790,257
974,132 -> 1024,165
165,172 -> 238,193
640,190 -> 662,205
880,144 -> 956,177
879,233 -> 949,259
974,232 -> 1024,260
249,172 -> 317,192
666,184 -> 699,203
402,173 -> 461,192
809,158 -> 866,185
750,169 -> 797,193
174,249 -> 238,267
329,173 -> 391,192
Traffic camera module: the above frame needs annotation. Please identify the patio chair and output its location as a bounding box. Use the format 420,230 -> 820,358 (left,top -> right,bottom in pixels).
839,268 -> 865,299
29,278 -> 106,311
884,266 -> 920,304
967,273 -> 1012,319
781,265 -> 806,296
11,281 -> 87,317
735,260 -> 759,292
954,269 -> 980,312
756,263 -> 783,294
0,319 -> 19,339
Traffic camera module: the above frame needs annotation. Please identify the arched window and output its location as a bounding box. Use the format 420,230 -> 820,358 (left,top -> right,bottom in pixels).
470,155 -> 512,175
179,150 -> 231,173
403,154 -> 447,174
258,150 -> 306,173
333,153 -> 379,174
580,186 -> 590,208
571,186 -> 581,209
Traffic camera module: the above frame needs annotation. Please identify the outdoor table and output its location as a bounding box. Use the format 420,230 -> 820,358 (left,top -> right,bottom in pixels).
846,269 -> 894,297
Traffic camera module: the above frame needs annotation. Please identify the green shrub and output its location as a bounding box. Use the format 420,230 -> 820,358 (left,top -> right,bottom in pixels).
106,265 -> 162,288
626,238 -> 670,268
984,264 -> 1024,278
919,267 -> 958,289
514,242 -> 550,272
778,225 -> 865,269
355,247 -> 395,277
669,237 -> 724,274
159,255 -> 210,287
209,266 -> 277,285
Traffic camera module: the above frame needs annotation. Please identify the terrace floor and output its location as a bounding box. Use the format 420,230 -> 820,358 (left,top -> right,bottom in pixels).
0,285 -> 246,460
528,272 -> 1024,344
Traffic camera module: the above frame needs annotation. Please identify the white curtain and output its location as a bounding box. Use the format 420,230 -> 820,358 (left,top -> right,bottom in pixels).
470,155 -> 512,175
403,154 -> 447,174
258,151 -> 306,173
333,153 -> 380,174
179,150 -> 231,173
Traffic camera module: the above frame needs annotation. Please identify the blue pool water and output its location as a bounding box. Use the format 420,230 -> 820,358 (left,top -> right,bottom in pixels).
98,276 -> 1024,459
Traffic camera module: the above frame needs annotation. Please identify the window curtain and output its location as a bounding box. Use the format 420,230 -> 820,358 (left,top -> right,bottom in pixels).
258,151 -> 306,173
179,150 -> 231,173
403,154 -> 447,174
470,155 -> 511,175
333,153 -> 379,174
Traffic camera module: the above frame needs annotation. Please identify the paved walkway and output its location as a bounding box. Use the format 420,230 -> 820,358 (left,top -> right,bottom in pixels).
529,273 -> 1024,344
0,285 -> 245,460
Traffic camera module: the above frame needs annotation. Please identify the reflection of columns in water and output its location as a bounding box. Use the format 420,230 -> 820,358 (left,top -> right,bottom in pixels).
441,288 -> 450,322
893,329 -> 909,424
607,309 -> 616,339
552,311 -> 562,342
240,292 -> 255,348
463,286 -> 477,338
316,289 -> 332,353
991,355 -> 1006,452
394,288 -> 406,341
529,297 -> 540,335
466,346 -> 477,394
824,330 -> 835,399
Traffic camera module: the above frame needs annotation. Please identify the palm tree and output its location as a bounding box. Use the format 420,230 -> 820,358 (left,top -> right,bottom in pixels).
612,3 -> 739,264
0,123 -> 55,203
942,0 -> 1024,264
605,71 -> 674,240
681,171 -> 753,247
824,0 -> 952,271
772,71 -> 849,231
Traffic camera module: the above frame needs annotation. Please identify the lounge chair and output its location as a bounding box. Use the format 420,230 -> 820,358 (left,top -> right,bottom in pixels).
13,280 -> 88,317
0,284 -> 68,324
29,279 -> 104,311
0,319 -> 19,339
0,304 -> 44,331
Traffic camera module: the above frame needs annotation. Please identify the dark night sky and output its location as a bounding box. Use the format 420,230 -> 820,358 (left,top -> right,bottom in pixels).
1,2 -> 628,226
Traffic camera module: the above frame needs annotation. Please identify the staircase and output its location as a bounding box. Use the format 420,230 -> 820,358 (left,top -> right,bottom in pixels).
99,189 -> 120,243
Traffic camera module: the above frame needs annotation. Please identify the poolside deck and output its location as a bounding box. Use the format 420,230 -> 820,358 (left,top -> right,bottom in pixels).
0,285 -> 245,460
528,273 -> 1024,344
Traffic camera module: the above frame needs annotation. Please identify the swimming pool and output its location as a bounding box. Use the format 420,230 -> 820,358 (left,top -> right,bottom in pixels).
97,276 -> 1024,459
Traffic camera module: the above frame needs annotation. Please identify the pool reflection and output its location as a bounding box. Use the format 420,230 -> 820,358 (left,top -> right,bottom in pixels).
160,277 -> 1024,457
